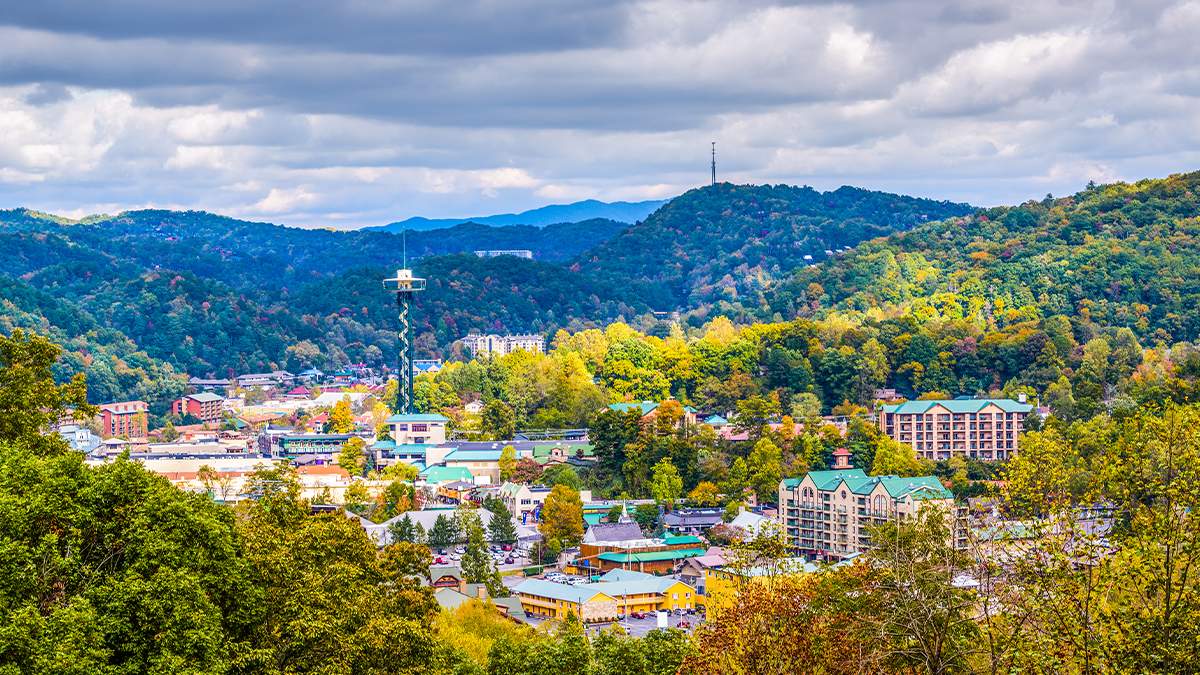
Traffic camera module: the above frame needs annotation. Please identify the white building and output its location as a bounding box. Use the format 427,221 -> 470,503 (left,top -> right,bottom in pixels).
459,333 -> 545,358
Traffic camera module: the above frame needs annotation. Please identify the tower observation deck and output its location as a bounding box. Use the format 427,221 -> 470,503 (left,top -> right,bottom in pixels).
382,268 -> 426,414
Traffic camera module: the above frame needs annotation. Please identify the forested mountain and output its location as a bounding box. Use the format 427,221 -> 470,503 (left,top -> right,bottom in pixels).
769,172 -> 1200,343
9,172 -> 1200,410
370,198 -> 667,231
575,183 -> 974,310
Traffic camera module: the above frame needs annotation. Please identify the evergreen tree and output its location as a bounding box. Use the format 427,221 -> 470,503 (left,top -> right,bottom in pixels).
389,514 -> 419,543
428,513 -> 457,549
487,501 -> 519,544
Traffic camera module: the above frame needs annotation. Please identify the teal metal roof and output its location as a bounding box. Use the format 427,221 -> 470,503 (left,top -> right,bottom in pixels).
806,469 -> 868,491
443,449 -> 503,462
662,535 -> 703,546
608,401 -> 697,415
880,398 -> 1033,415
703,414 -> 728,426
386,413 -> 449,423
514,579 -> 612,604
420,465 -> 474,484
596,548 -> 706,563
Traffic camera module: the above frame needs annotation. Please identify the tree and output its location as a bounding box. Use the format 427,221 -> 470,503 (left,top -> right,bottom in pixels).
481,400 -> 516,440
344,480 -> 371,514
0,329 -> 93,455
746,438 -> 784,504
541,464 -> 582,491
606,504 -> 624,523
460,512 -> 494,583
870,437 -> 927,477
160,420 -> 180,442
428,513 -> 459,549
328,395 -> 355,433
539,485 -> 583,547
733,394 -> 781,440
512,457 -> 543,484
866,507 -> 977,674
389,514 -> 422,544
687,481 -> 721,507
498,445 -> 517,482
633,503 -> 660,535
337,435 -> 367,476
488,503 -> 518,545
650,458 -> 683,507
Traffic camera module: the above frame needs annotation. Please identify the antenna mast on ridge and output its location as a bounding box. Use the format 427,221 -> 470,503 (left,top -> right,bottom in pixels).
711,141 -> 717,186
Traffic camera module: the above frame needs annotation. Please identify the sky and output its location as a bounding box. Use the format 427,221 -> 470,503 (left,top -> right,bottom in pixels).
2,0 -> 1199,229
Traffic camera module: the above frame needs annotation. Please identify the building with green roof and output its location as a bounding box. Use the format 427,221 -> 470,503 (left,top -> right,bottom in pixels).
778,468 -> 964,561
878,397 -> 1032,462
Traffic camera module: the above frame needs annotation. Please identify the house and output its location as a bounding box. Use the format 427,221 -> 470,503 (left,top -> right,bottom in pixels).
388,413 -> 449,445
463,400 -> 485,414
777,469 -> 965,561
701,414 -> 729,429
285,386 -> 311,399
661,508 -> 724,535
607,401 -> 698,427
583,521 -> 644,545
188,377 -> 231,393
678,547 -> 728,593
97,401 -> 149,439
171,392 -> 225,423
878,398 -> 1033,461
728,508 -> 772,539
500,483 -> 553,525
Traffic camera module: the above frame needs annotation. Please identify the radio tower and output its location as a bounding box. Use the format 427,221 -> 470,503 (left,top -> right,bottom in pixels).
382,231 -> 426,414
711,141 -> 717,186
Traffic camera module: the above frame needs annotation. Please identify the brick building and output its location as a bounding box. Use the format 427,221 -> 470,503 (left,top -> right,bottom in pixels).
98,401 -> 149,439
171,392 -> 225,423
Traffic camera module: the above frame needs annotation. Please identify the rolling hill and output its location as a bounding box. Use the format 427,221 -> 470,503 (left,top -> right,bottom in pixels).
369,198 -> 668,231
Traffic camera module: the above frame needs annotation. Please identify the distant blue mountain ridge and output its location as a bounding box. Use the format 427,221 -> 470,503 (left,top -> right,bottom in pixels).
366,197 -> 669,231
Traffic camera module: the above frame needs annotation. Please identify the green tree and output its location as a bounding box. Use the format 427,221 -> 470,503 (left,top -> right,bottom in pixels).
498,445 -> 517,482
337,435 -> 367,476
0,329 -> 93,455
389,514 -> 422,544
487,502 -> 518,544
481,400 -> 516,440
650,457 -> 683,507
428,513 -> 459,549
746,438 -> 784,504
870,437 -> 927,477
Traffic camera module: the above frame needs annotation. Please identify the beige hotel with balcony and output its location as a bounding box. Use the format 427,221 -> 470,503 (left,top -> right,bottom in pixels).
878,398 -> 1033,462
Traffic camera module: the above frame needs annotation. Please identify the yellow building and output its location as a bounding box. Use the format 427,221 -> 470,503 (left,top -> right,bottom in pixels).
514,571 -> 697,623
513,579 -> 618,622
703,558 -> 821,614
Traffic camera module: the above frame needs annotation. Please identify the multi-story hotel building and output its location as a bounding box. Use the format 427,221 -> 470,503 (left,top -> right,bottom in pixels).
171,392 -> 225,423
97,401 -> 149,439
777,469 -> 965,561
458,333 -> 545,358
878,398 -> 1033,461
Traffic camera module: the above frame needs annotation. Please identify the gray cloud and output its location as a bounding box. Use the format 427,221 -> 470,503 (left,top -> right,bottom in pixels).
0,0 -> 1197,227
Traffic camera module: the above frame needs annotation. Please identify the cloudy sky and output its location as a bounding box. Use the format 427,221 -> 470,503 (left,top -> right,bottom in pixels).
2,0 -> 1199,228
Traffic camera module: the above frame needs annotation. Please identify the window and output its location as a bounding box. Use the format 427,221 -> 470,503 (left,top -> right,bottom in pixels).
412,424 -> 428,432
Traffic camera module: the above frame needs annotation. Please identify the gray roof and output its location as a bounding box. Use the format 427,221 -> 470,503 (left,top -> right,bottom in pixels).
583,521 -> 644,543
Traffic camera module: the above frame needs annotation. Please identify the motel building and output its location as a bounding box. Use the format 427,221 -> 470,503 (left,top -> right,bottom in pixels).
513,570 -> 696,623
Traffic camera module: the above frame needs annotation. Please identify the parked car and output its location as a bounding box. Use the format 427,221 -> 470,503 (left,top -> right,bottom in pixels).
504,556 -> 514,564
502,544 -> 513,551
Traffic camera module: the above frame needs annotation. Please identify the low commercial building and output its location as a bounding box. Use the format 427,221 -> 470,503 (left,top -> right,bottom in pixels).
513,579 -> 618,622
388,413 -> 449,445
777,469 -> 965,561
579,525 -> 707,574
661,508 -> 724,535
703,558 -> 822,613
